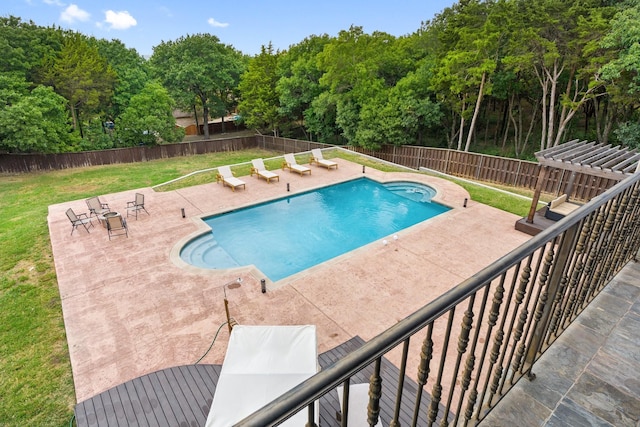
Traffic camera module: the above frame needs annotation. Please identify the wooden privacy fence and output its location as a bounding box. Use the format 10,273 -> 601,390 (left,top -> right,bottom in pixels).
0,136 -> 256,173
0,135 -> 616,200
342,144 -> 618,202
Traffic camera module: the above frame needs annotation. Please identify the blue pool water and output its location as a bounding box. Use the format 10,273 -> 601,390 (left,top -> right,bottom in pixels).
180,178 -> 450,281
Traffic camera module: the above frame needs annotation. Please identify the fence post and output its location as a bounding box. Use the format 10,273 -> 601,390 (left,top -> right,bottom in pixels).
514,161 -> 522,186
476,154 -> 484,180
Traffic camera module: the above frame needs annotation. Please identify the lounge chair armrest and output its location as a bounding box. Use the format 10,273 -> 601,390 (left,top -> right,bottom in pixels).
77,212 -> 89,219
126,201 -> 135,207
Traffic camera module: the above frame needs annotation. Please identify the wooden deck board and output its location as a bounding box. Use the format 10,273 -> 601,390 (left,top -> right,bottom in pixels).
75,337 -> 450,426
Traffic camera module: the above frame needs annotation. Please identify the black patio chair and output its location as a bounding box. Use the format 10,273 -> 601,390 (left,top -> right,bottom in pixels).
106,213 -> 128,240
126,193 -> 149,219
66,208 -> 94,235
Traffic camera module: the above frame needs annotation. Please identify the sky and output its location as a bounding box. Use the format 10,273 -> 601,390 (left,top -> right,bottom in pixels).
2,0 -> 455,57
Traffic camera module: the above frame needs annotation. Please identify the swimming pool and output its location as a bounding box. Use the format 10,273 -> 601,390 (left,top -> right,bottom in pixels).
180,178 -> 450,281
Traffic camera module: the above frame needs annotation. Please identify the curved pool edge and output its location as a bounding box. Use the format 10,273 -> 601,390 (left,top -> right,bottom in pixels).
170,170 -> 470,284
169,216 -> 276,286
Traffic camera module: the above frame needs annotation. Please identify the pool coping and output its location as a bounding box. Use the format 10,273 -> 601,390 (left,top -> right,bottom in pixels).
169,175 -> 455,288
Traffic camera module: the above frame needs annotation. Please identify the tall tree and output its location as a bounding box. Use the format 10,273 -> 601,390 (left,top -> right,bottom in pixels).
276,35 -> 330,138
315,26 -> 411,145
238,43 -> 282,135
599,2 -> 640,146
523,0 -> 614,149
150,34 -> 245,139
40,32 -> 116,136
430,0 -> 498,152
90,38 -> 150,120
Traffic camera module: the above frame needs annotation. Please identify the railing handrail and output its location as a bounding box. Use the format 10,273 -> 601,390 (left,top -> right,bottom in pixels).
237,170 -> 640,426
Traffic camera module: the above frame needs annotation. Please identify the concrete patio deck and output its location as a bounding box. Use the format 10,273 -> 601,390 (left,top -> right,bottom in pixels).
47,158 -> 531,403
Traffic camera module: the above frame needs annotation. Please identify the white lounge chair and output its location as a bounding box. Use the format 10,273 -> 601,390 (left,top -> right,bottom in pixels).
310,149 -> 338,169
216,165 -> 246,191
205,325 -> 318,427
282,153 -> 311,176
250,158 -> 280,183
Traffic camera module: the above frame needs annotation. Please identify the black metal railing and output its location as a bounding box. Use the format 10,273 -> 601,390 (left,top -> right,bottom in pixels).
236,171 -> 640,426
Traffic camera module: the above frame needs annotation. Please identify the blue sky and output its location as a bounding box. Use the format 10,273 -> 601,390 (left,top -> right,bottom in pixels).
3,0 -> 455,56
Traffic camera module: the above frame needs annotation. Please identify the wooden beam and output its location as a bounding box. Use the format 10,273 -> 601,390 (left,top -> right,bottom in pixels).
527,166 -> 549,223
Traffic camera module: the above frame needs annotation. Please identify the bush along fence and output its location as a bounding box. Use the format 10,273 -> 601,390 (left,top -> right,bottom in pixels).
0,135 -> 616,201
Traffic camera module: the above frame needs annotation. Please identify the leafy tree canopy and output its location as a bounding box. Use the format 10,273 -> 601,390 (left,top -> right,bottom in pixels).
116,81 -> 184,146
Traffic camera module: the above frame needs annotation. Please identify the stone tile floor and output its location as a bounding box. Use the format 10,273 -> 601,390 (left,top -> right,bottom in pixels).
480,260 -> 640,427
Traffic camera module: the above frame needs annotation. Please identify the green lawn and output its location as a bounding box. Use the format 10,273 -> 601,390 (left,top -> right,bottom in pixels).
0,149 -> 533,426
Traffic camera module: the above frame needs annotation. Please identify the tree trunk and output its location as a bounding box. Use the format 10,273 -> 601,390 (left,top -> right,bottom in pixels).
202,105 -> 210,139
457,115 -> 465,151
535,67 -> 549,152
193,104 -> 200,135
464,71 -> 486,152
546,60 -> 560,150
457,96 -> 466,151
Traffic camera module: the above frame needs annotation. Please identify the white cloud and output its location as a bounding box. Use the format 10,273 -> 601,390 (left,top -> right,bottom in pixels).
104,10 -> 137,30
207,17 -> 229,28
60,4 -> 90,23
43,0 -> 65,6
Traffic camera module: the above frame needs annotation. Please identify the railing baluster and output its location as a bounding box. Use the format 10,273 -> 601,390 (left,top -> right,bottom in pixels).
455,283 -> 491,426
521,239 -> 558,376
412,324 -> 434,427
561,213 -> 595,330
589,198 -> 619,297
443,294 -> 478,426
575,207 -> 607,313
305,401 -> 317,427
469,275 -> 506,423
506,248 -> 545,388
390,338 -> 410,427
476,265 -> 519,421
427,309 -> 456,426
368,358 -> 382,427
341,380 -> 350,427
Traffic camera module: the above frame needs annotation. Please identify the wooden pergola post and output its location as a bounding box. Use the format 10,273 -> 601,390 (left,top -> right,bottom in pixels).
527,166 -> 549,223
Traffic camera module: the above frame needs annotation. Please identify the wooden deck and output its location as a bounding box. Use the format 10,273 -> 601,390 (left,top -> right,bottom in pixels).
75,336 -> 451,426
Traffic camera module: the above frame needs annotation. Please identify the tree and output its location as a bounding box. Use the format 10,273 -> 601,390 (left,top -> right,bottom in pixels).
0,76 -> 78,153
115,81 -> 184,146
430,0 -> 498,152
315,26 -> 413,145
353,60 -> 441,149
90,38 -> 150,120
40,32 -> 116,136
0,16 -> 64,81
522,0 -> 614,149
150,34 -> 245,139
238,43 -> 282,135
276,35 -> 330,138
599,3 -> 640,144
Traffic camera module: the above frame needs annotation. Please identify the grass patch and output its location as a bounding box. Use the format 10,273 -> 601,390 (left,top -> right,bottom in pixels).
0,147 -> 533,426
